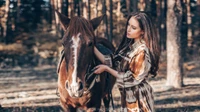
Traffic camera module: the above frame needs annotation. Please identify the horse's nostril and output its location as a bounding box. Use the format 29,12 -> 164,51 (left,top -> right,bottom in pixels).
79,82 -> 83,90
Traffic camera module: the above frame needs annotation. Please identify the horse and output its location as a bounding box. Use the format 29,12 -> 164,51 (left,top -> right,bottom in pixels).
55,11 -> 116,112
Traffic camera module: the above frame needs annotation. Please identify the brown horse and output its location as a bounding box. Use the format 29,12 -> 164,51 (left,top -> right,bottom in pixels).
55,11 -> 116,112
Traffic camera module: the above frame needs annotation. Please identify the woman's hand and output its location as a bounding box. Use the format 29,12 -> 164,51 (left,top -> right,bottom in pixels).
93,65 -> 109,74
93,64 -> 119,78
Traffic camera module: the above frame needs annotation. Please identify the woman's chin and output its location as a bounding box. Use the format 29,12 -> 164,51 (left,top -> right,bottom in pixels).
127,35 -> 133,39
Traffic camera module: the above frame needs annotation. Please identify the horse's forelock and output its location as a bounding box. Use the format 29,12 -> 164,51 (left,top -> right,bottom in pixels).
63,16 -> 95,44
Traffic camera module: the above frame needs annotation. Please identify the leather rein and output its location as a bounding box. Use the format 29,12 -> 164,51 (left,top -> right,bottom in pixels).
83,60 -> 100,94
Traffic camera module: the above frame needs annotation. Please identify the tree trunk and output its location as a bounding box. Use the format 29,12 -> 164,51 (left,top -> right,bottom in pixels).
126,0 -> 130,14
116,1 -> 121,32
95,0 -> 99,17
2,0 -> 10,41
94,0 -> 99,35
57,0 -> 63,37
74,0 -> 78,16
54,0 -> 58,11
102,0 -> 109,39
197,0 -> 200,38
0,23 -> 2,38
120,0 -> 128,17
68,0 -> 74,17
159,0 -> 167,51
181,0 -> 188,60
145,0 -> 151,12
166,0 -> 183,88
186,0 -> 192,47
16,0 -> 21,31
64,0 -> 69,17
109,0 -> 113,42
0,6 -> 5,39
87,0 -> 91,19
57,0 -> 62,13
51,0 -> 56,32
48,0 -> 52,24
130,0 -> 138,13
78,0 -> 81,16
150,0 -> 157,18
83,0 -> 88,19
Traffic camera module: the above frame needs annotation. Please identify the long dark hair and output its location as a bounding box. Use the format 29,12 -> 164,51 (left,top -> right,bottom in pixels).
115,12 -> 160,77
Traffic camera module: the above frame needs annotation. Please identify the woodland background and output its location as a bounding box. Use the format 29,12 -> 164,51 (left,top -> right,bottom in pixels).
0,0 -> 200,112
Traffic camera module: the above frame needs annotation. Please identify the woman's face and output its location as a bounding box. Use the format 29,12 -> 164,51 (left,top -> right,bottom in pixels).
126,17 -> 143,40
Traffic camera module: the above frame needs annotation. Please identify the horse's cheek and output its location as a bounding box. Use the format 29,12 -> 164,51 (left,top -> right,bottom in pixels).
58,76 -> 65,89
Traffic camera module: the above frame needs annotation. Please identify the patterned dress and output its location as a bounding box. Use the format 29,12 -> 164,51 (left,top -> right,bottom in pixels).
105,39 -> 154,112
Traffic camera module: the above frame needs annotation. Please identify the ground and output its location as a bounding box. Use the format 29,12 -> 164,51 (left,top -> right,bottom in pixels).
0,60 -> 200,112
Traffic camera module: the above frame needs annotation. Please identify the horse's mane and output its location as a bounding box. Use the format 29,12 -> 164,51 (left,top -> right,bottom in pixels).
63,16 -> 95,45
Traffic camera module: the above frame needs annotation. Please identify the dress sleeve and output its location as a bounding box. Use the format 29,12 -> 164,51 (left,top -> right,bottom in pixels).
116,48 -> 151,88
129,49 -> 151,81
104,54 -> 113,67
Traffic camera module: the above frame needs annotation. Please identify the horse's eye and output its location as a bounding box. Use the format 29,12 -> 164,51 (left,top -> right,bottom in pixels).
88,41 -> 93,47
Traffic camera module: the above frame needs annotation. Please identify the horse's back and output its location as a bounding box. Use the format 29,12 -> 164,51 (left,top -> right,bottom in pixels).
96,37 -> 115,52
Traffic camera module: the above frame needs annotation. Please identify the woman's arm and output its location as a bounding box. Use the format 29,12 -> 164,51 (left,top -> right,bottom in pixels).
94,65 -> 119,78
94,46 -> 105,63
105,66 -> 119,78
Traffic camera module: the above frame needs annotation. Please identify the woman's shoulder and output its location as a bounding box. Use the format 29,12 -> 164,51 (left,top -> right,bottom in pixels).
130,39 -> 148,50
128,40 -> 148,57
137,43 -> 148,51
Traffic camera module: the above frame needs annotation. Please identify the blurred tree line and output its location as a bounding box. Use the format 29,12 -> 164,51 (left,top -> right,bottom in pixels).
0,0 -> 200,88
0,0 -> 199,48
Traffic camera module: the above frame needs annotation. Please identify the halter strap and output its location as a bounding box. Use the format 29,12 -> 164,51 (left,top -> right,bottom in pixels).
83,58 -> 99,94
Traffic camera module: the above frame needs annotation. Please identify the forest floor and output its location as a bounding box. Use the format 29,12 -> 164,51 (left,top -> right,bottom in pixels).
0,58 -> 200,112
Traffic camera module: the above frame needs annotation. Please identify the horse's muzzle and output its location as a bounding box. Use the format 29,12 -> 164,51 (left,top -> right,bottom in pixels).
65,80 -> 84,98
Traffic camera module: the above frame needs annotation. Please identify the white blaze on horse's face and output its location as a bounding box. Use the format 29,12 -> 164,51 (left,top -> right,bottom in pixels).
71,34 -> 80,86
65,33 -> 83,97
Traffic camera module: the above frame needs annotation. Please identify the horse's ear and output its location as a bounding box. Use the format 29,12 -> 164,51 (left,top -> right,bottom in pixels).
55,10 -> 70,31
90,14 -> 105,30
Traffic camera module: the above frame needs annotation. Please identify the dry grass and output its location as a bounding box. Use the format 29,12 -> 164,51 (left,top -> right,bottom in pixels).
0,60 -> 200,112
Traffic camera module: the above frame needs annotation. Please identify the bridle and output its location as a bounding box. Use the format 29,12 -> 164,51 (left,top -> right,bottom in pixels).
83,47 -> 100,95
56,43 -> 99,98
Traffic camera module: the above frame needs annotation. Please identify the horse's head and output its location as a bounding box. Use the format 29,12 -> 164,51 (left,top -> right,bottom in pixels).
55,11 -> 104,98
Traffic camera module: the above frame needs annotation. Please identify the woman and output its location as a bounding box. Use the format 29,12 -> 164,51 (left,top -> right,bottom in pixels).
93,12 -> 160,112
